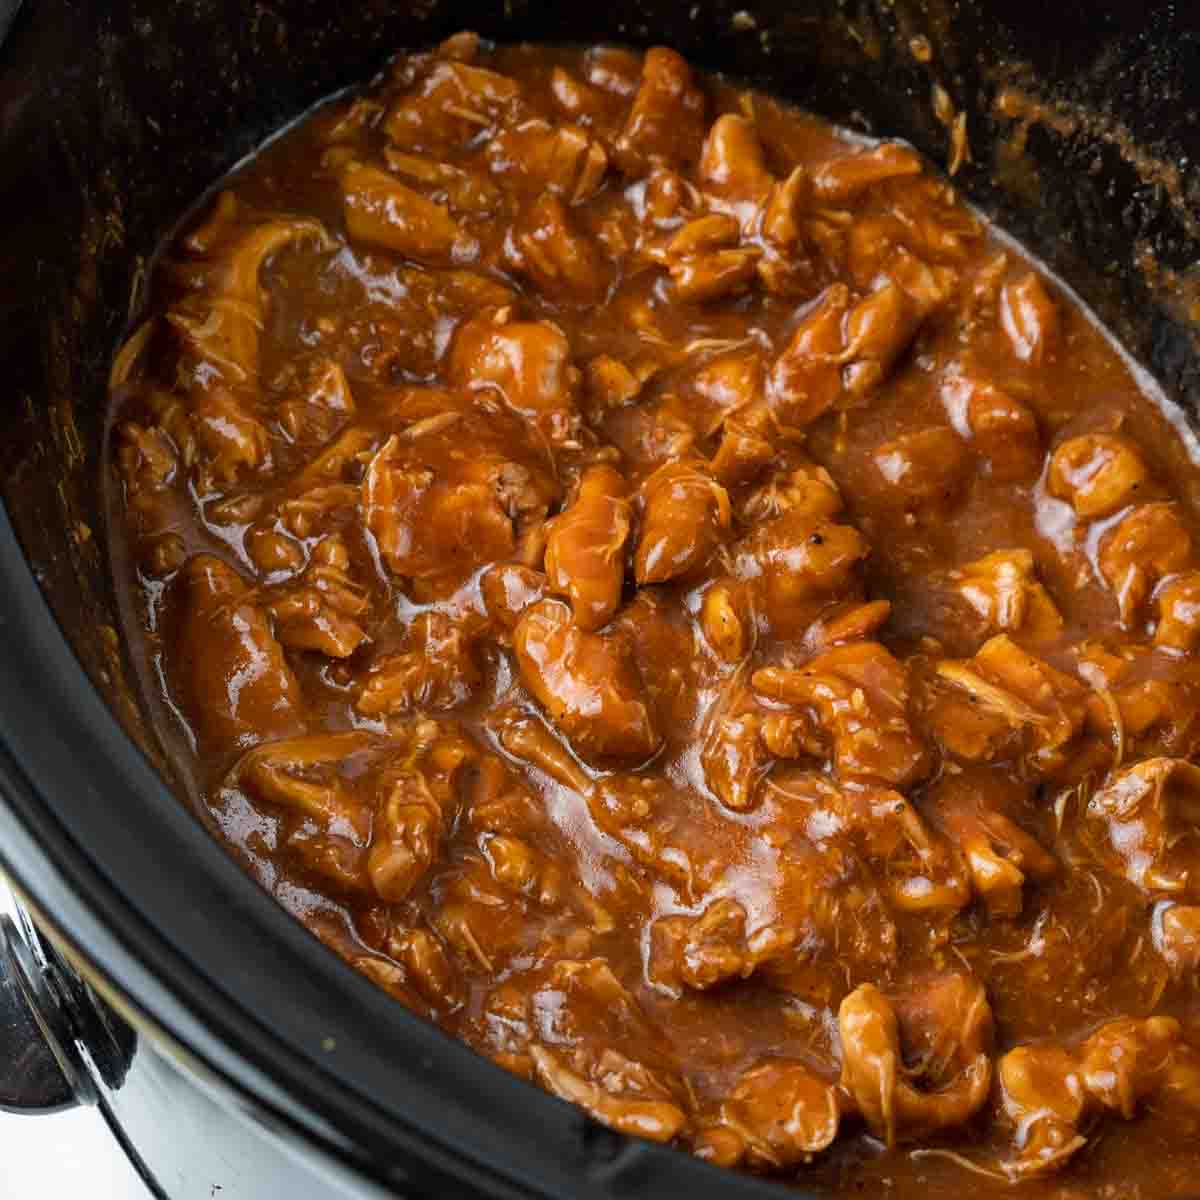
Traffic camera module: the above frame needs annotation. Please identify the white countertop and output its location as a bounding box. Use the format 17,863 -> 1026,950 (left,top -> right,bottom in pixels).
0,887 -> 150,1199
0,1105 -> 151,1199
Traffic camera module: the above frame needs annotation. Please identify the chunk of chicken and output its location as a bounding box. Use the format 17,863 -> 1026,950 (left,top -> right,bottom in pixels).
130,386 -> 199,471
460,743 -> 548,842
548,64 -> 627,128
167,555 -> 301,753
385,925 -> 465,1013
543,465 -> 631,631
644,782 -> 902,991
771,769 -> 968,915
479,834 -> 565,908
116,419 -> 185,570
482,955 -> 688,1132
1047,433 -> 1148,519
531,1045 -> 687,1142
505,193 -> 611,302
939,549 -> 1063,647
338,160 -> 477,264
840,208 -> 902,285
514,599 -> 660,764
266,535 -> 369,658
940,366 -> 1041,482
237,724 -> 369,830
275,483 -> 361,543
487,119 -> 608,204
810,142 -> 923,204
501,736 -> 726,898
613,47 -> 707,173
190,389 -> 271,485
838,281 -> 927,399
888,177 -> 983,266
190,207 -> 331,303
700,701 -> 777,812
1155,571 -> 1200,651
885,244 -> 958,313
927,770 -> 1056,918
492,705 -> 593,793
710,422 -> 776,492
684,347 -> 764,436
766,284 -> 852,429
738,459 -> 843,526
768,274 -> 937,421
753,642 -> 929,787
357,611 -> 481,715
479,562 -> 548,633
1000,271 -> 1058,366
929,635 -> 1087,774
1074,647 -> 1200,765
236,730 -> 376,889
447,312 -> 581,445
698,114 -> 774,202
1154,902 -> 1200,976
635,164 -> 702,235
998,1016 -> 1198,1177
634,459 -> 731,584
803,599 -> 893,653
361,405 -> 557,594
1085,757 -> 1200,896
699,579 -> 755,664
696,1060 -> 840,1169
757,166 -> 820,297
663,897 -> 760,991
275,357 -> 355,446
360,429 -> 507,586
370,745 -> 473,902
995,1042 -> 1087,1177
383,60 -> 521,153
870,427 -> 970,508
381,148 -> 502,215
432,856 -> 549,973
659,213 -> 761,303
838,973 -> 993,1146
735,511 -> 870,641
169,212 -> 332,387
234,721 -> 476,900
1099,502 -> 1193,626
583,353 -> 655,422
527,962 -> 689,1139
583,46 -> 643,97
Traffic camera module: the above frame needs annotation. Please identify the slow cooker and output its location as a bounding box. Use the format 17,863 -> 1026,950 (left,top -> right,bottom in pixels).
2,1 -> 1200,1195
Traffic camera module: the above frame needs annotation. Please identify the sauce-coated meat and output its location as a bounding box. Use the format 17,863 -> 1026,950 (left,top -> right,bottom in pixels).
110,34 -> 1200,1198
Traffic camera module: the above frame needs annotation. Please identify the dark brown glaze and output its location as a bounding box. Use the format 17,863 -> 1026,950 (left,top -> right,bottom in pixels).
108,33 -> 1200,1196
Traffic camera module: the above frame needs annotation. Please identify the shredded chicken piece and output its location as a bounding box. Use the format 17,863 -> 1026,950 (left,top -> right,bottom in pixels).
695,1059 -> 840,1169
839,973 -> 993,1146
929,635 -> 1087,774
634,459 -> 731,584
940,549 -> 1063,645
1085,757 -> 1200,896
543,465 -> 632,630
998,1016 -> 1200,1177
753,642 -> 930,787
514,599 -> 661,764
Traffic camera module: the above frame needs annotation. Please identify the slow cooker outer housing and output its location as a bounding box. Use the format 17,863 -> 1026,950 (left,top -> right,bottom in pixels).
2,1 -> 1200,1195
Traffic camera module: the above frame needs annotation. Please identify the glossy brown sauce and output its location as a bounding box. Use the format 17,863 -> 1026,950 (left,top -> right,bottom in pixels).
109,34 -> 1200,1196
